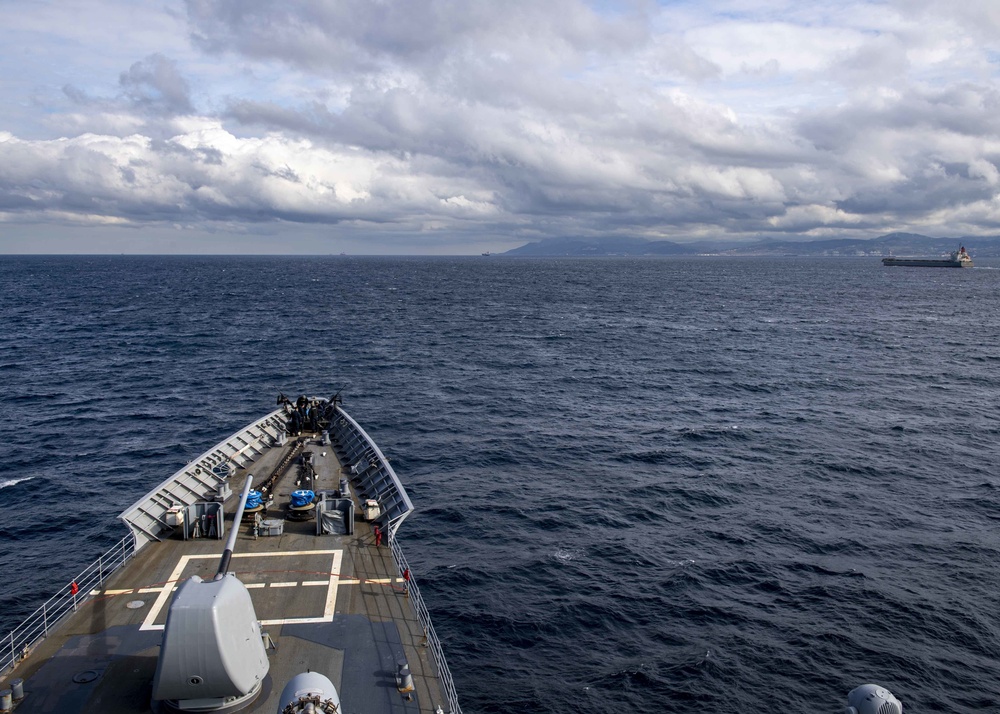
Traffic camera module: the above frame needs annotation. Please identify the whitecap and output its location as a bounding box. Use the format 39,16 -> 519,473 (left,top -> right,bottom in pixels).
0,476 -> 34,490
553,548 -> 580,562
666,558 -> 696,567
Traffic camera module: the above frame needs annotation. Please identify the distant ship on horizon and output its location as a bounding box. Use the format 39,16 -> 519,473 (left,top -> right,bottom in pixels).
882,246 -> 973,268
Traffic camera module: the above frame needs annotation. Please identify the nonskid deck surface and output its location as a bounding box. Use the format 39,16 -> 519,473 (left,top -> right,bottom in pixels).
3,435 -> 445,714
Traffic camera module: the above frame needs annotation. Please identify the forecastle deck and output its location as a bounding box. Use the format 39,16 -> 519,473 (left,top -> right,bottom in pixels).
0,402 -> 460,714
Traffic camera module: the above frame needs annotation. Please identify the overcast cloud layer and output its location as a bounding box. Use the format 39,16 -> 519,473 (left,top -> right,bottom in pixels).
2,0 -> 1000,253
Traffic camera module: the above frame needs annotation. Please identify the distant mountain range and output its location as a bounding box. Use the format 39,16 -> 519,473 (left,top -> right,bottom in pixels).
502,232 -> 1000,257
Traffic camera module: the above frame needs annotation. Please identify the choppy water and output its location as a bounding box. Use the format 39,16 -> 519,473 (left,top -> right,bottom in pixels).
2,255 -> 1000,713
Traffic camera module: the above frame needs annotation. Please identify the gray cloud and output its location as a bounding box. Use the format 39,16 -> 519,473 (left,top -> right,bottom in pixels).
185,0 -> 649,73
2,0 -> 1000,250
794,83 -> 1000,225
119,54 -> 193,115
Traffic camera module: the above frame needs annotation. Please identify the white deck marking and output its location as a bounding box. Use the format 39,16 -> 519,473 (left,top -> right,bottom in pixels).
245,583 -> 266,589
270,582 -> 297,588
140,549 -> 342,631
301,580 -> 329,586
141,556 -> 192,631
323,550 -> 343,620
260,549 -> 341,626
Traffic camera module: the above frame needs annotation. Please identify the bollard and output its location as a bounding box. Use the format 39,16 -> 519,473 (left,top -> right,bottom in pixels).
9,679 -> 23,700
0,689 -> 12,712
396,659 -> 414,693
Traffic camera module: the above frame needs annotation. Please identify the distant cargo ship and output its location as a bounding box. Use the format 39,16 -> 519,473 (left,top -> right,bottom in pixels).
882,246 -> 973,268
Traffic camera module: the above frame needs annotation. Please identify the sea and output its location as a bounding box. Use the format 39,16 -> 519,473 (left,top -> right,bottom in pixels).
2,254 -> 1000,713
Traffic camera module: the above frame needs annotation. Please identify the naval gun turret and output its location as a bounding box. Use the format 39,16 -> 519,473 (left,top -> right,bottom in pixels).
275,671 -> 341,713
845,684 -> 902,714
152,477 -> 270,713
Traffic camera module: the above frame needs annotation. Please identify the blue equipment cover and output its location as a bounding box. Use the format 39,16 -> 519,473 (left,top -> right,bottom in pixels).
245,490 -> 263,509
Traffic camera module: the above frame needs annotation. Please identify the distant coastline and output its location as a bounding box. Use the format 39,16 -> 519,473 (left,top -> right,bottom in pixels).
501,232 -> 1000,258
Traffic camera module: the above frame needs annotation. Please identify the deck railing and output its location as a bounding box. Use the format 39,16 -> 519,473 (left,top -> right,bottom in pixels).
389,534 -> 463,714
329,407 -> 414,534
1,532 -> 137,679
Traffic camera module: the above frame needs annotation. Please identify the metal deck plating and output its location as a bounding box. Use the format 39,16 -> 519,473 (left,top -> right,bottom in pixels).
0,400 -> 460,714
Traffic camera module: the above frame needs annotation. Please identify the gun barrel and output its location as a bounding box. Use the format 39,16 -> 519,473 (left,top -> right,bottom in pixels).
215,475 -> 254,579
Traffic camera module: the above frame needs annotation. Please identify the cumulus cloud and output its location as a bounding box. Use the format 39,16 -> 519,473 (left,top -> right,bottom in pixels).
1,0 -> 1000,249
796,83 -> 1000,221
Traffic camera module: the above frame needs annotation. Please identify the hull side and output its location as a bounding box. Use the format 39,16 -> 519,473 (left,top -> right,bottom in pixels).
882,258 -> 972,267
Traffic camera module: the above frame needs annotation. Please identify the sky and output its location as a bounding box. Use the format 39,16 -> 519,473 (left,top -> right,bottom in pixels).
2,0 -> 1000,254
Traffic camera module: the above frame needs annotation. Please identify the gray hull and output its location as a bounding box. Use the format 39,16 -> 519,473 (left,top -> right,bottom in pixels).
882,257 -> 972,267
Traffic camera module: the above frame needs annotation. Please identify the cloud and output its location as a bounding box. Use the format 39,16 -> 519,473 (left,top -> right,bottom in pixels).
796,83 -> 1000,198
2,0 -> 1000,250
184,0 -> 648,74
0,120 -> 513,230
119,54 -> 194,115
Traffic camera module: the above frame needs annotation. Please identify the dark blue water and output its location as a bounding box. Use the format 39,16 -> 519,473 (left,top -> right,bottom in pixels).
2,255 -> 1000,713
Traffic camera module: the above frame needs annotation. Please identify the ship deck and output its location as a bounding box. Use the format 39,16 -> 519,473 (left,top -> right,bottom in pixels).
2,433 -> 447,714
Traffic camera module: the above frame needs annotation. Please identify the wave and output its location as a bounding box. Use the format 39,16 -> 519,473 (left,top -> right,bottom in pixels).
0,476 -> 34,490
